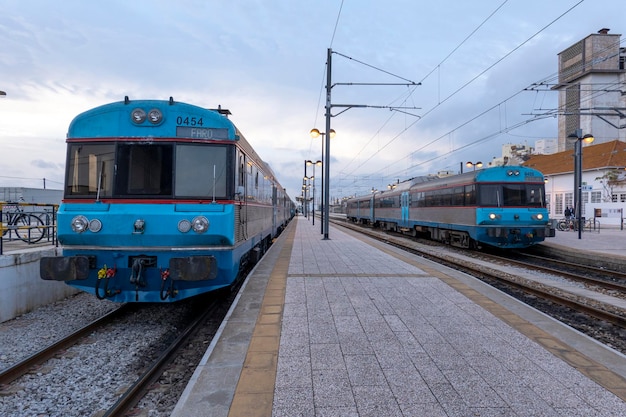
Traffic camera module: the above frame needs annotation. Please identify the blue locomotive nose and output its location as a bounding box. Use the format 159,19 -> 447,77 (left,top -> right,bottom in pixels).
39,98 -> 295,302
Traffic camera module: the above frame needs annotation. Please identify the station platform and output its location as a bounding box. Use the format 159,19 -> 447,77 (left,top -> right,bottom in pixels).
170,215 -> 626,416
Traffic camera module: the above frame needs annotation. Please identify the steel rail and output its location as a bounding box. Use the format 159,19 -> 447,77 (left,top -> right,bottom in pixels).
0,305 -> 130,385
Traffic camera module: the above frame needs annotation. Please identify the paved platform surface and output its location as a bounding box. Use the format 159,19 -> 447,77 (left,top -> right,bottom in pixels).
172,216 -> 626,417
541,225 -> 626,258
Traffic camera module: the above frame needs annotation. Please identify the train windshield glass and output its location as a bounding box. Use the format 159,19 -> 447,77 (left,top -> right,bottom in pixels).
175,145 -> 228,198
66,144 -> 115,197
478,183 -> 545,207
116,144 -> 173,196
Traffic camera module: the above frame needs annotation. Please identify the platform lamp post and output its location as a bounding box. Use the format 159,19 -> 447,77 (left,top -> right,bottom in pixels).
466,161 -> 483,172
568,129 -> 594,240
303,160 -> 309,219
310,128 -> 335,235
306,160 -> 322,226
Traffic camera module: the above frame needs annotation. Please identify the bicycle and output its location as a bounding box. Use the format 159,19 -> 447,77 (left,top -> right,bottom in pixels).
557,217 -> 577,231
1,202 -> 47,243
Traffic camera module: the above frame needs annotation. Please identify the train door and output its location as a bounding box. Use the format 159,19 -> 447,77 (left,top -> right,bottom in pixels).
235,150 -> 247,243
401,191 -> 409,227
369,194 -> 375,224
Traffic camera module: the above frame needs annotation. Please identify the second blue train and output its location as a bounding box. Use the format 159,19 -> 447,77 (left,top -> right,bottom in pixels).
346,166 -> 554,249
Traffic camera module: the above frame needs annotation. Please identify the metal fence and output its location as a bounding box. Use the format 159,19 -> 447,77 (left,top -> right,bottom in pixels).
0,201 -> 57,254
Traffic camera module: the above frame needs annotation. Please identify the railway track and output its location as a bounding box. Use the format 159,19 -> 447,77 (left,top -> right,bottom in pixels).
0,305 -> 132,386
331,218 -> 626,351
102,298 -> 223,417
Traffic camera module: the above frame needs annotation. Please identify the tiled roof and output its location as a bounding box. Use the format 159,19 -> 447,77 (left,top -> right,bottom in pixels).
523,140 -> 626,175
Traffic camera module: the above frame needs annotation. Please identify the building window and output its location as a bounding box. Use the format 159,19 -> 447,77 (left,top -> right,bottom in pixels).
555,193 -> 563,217
590,191 -> 602,204
564,193 -> 573,211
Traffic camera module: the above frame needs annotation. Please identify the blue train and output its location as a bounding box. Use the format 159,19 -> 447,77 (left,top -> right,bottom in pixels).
41,97 -> 294,302
346,166 -> 554,249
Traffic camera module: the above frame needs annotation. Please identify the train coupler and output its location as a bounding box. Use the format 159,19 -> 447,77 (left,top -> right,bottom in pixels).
129,257 -> 150,287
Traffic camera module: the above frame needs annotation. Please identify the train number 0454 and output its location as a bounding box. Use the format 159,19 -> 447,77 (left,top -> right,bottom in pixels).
176,116 -> 204,126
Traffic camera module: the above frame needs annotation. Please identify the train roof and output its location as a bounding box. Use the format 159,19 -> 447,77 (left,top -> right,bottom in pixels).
66,98 -> 291,200
347,166 -> 545,202
67,98 -> 238,140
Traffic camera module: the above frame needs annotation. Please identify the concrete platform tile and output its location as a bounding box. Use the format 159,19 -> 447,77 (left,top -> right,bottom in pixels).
275,354 -> 312,389
373,347 -> 414,370
399,402 -> 448,417
282,301 -> 307,317
314,406 -> 359,417
568,376 -> 626,408
352,385 -> 403,417
309,327 -> 339,345
328,302 -> 357,317
338,335 -> 375,355
382,366 -> 437,405
393,330 -> 426,355
382,314 -> 410,332
410,353 -> 449,385
445,377 -> 508,408
344,353 -> 387,386
333,315 -> 364,334
280,315 -> 309,336
272,386 -> 314,417
312,368 -> 356,408
277,336 -> 310,357
311,343 -> 345,370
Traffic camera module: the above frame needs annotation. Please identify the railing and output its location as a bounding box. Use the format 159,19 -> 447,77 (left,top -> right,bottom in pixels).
0,202 -> 58,254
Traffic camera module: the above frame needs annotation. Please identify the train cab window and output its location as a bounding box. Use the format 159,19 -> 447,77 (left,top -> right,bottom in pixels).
66,143 -> 115,198
116,144 -> 173,196
502,184 -> 523,206
175,145 -> 227,198
477,184 -> 501,207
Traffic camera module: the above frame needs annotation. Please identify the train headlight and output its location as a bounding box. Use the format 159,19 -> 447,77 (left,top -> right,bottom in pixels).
191,216 -> 209,233
489,213 -> 497,220
71,215 -> 89,233
178,219 -> 192,233
89,218 -> 102,233
532,214 -> 544,221
133,219 -> 145,234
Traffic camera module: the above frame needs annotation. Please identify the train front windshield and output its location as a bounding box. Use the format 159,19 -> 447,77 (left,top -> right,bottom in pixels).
66,143 -> 229,199
477,183 -> 545,207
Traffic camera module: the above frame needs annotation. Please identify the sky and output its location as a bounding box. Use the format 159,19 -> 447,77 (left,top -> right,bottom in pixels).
1,0 -> 625,202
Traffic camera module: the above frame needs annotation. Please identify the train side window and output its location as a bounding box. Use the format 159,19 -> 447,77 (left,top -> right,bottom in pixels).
238,154 -> 245,187
464,185 -> 476,206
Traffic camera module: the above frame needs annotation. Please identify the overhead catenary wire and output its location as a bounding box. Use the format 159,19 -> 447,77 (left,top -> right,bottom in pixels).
337,0 -> 588,194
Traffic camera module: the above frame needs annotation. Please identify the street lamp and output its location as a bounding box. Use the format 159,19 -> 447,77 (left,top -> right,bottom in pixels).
310,128 -> 335,235
303,177 -> 313,220
567,129 -> 594,239
466,161 -> 483,171
306,160 -> 322,226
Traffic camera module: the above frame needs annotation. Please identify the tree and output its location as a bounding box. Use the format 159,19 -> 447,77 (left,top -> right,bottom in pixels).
596,169 -> 626,202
